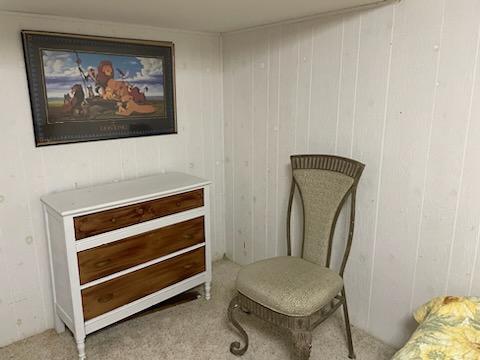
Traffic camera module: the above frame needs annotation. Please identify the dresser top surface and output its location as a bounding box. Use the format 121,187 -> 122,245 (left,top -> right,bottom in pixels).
41,172 -> 210,216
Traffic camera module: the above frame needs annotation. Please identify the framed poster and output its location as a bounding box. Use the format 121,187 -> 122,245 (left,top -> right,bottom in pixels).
21,31 -> 176,146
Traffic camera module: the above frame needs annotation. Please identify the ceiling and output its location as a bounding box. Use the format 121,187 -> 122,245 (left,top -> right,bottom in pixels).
0,0 -> 388,33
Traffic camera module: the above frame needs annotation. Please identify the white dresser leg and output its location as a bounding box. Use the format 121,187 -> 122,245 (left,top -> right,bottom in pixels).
76,338 -> 86,360
204,281 -> 211,300
54,312 -> 65,334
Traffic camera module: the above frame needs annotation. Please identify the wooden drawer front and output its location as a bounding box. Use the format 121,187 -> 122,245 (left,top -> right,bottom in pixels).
81,247 -> 205,320
74,189 -> 204,240
77,217 -> 205,284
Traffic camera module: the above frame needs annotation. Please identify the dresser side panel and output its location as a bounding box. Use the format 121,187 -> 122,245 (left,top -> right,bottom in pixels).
46,210 -> 75,322
203,185 -> 213,282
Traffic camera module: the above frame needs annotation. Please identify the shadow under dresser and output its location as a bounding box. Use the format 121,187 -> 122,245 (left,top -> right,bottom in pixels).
41,172 -> 212,359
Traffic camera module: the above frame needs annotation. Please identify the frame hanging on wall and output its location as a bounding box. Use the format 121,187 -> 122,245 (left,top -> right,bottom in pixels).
22,30 -> 177,146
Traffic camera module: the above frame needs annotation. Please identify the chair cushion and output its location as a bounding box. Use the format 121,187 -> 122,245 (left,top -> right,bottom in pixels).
236,256 -> 344,317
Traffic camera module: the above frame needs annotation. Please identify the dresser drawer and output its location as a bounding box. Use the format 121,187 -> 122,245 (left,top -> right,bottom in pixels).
77,217 -> 205,284
74,189 -> 204,240
81,247 -> 205,320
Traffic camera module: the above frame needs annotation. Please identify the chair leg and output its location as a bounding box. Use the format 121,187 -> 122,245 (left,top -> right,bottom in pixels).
342,289 -> 356,359
228,295 -> 249,356
291,330 -> 312,360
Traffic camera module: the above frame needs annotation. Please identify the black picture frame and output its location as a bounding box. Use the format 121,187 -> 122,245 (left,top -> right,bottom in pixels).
21,31 -> 177,147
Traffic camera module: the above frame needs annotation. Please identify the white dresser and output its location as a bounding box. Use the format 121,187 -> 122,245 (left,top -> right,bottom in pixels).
41,172 -> 212,359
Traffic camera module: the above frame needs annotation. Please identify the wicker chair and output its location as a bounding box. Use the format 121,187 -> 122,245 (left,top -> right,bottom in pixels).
227,155 -> 365,360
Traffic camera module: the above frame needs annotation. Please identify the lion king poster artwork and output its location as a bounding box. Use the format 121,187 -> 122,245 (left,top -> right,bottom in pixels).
22,31 -> 177,146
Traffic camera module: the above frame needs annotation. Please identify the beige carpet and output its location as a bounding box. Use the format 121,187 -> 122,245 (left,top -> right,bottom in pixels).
0,259 -> 397,359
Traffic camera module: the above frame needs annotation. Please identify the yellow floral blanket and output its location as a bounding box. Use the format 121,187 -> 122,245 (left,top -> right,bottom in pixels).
392,296 -> 480,359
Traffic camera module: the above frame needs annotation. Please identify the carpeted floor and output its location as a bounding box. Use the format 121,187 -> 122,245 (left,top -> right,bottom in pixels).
0,259 -> 397,359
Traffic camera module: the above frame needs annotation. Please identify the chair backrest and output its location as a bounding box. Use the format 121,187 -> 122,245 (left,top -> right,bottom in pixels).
287,155 -> 364,276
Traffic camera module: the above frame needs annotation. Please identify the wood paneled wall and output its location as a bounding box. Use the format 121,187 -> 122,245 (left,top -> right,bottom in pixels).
223,0 -> 480,347
0,11 -> 224,346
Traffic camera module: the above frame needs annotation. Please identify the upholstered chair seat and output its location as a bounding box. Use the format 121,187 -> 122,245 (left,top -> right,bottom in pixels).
236,256 -> 343,317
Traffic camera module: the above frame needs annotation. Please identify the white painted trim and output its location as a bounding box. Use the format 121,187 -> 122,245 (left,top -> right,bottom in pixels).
80,243 -> 206,289
75,208 -> 206,251
84,272 -> 207,334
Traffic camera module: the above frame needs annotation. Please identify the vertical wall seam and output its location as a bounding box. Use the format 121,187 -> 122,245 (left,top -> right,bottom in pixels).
41,150 -> 51,319
220,36 -> 226,255
206,41 -> 214,254
306,24 -> 315,153
274,28 -> 282,256
19,150 -> 49,331
350,14 -> 363,157
251,39 -> 255,263
156,139 -> 162,171
219,34 -> 227,256
231,65 -> 237,262
15,125 -> 48,333
40,151 -> 52,329
8,113 -> 31,340
334,18 -> 346,154
87,147 -> 94,186
409,0 -> 447,312
366,3 -> 396,330
134,141 -> 139,177
265,31 -> 271,259
445,15 -> 480,294
181,64 -> 189,176
291,27 -> 301,256
119,143 -> 125,180
294,26 -> 301,153
201,56 -> 207,178
468,221 -> 480,295
211,37 -> 220,256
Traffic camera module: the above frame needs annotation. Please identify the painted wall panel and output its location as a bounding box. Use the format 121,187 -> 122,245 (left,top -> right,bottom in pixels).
223,0 -> 480,347
265,27 -> 282,259
232,32 -> 254,265
275,24 -> 300,257
223,36 -> 235,260
308,17 -> 343,153
251,29 -> 269,262
411,0 -> 480,309
336,14 -> 362,158
345,4 -> 395,330
368,0 -> 444,345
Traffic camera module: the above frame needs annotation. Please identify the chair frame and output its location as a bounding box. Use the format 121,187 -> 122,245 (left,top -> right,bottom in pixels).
228,155 -> 365,360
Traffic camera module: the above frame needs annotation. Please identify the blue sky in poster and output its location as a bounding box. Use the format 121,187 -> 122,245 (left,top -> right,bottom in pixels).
42,50 -> 164,98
